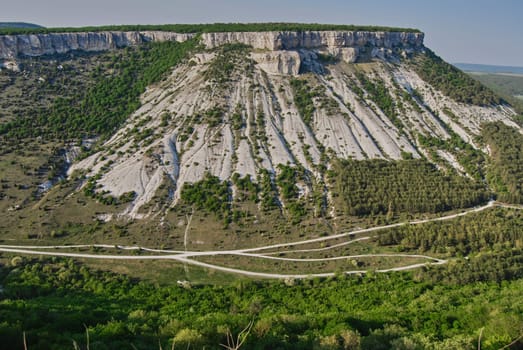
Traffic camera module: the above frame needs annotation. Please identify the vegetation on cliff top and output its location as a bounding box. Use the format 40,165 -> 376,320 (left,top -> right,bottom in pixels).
0,22 -> 422,35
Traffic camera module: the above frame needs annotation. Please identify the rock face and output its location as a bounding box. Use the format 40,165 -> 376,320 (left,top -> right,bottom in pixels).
0,30 -> 423,61
0,31 -> 195,59
250,51 -> 301,75
201,31 -> 424,50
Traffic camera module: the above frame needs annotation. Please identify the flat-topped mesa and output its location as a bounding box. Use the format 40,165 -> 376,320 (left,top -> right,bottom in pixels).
0,30 -> 424,61
0,31 -> 195,59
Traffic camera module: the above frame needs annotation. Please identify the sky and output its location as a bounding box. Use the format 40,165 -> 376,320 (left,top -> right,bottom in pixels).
1,0 -> 522,66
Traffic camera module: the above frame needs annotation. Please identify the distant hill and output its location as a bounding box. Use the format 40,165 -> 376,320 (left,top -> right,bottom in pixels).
0,22 -> 44,29
455,63 -> 523,75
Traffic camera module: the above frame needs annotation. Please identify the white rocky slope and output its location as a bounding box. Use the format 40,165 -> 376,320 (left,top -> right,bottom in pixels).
52,32 -> 517,217
66,36 -> 517,219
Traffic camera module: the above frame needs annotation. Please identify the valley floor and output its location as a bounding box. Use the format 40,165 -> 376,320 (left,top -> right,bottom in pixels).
1,200 -> 520,278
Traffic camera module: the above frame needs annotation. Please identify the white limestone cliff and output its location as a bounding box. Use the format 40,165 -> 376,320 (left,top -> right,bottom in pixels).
0,30 -> 423,60
0,31 -> 195,59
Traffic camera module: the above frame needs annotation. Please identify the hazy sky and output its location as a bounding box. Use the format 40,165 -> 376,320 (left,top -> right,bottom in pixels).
1,0 -> 521,66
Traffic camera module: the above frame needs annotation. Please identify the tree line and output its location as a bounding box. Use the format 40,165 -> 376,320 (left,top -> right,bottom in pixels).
0,23 -> 422,35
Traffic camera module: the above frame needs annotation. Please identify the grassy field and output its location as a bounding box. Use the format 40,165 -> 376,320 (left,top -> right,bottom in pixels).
195,254 -> 433,274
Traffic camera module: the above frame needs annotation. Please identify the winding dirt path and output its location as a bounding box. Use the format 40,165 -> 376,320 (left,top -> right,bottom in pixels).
0,201 -> 520,279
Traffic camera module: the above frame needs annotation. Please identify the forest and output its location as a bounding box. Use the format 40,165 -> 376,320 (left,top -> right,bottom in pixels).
328,159 -> 489,216
482,122 -> 523,204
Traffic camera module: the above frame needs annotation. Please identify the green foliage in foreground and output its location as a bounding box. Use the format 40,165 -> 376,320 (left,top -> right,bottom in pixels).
411,49 -> 503,106
0,259 -> 522,350
0,22 -> 422,35
328,159 -> 489,216
482,122 -> 523,204
0,39 -> 197,141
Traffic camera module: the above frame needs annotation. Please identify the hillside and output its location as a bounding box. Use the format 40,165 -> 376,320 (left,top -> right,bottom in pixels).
1,25 -> 521,247
0,24 -> 522,349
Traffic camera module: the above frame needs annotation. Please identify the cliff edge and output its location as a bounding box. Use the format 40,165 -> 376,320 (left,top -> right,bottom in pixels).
0,30 -> 424,60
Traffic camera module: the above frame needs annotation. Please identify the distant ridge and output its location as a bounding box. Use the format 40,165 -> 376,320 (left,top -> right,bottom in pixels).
455,63 -> 523,75
0,22 -> 44,29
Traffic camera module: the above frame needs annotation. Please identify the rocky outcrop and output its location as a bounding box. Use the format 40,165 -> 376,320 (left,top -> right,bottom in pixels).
250,50 -> 301,75
201,31 -> 424,50
325,47 -> 359,63
0,31 -> 195,59
0,60 -> 20,71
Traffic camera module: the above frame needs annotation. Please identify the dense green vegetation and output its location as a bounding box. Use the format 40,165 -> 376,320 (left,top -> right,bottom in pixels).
329,159 -> 489,216
411,49 -> 503,106
275,165 -> 300,200
425,248 -> 523,285
290,78 -> 317,126
275,165 -> 308,222
482,122 -> 523,203
0,258 -> 522,350
0,52 -> 112,130
0,39 -> 197,141
0,22 -> 421,35
378,205 -> 521,254
375,206 -> 523,285
180,173 -> 231,221
231,173 -> 259,202
258,169 -> 280,211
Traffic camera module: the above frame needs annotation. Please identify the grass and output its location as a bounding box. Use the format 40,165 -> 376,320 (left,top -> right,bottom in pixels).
77,258 -> 248,285
1,206 -> 520,281
194,254 -> 433,275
